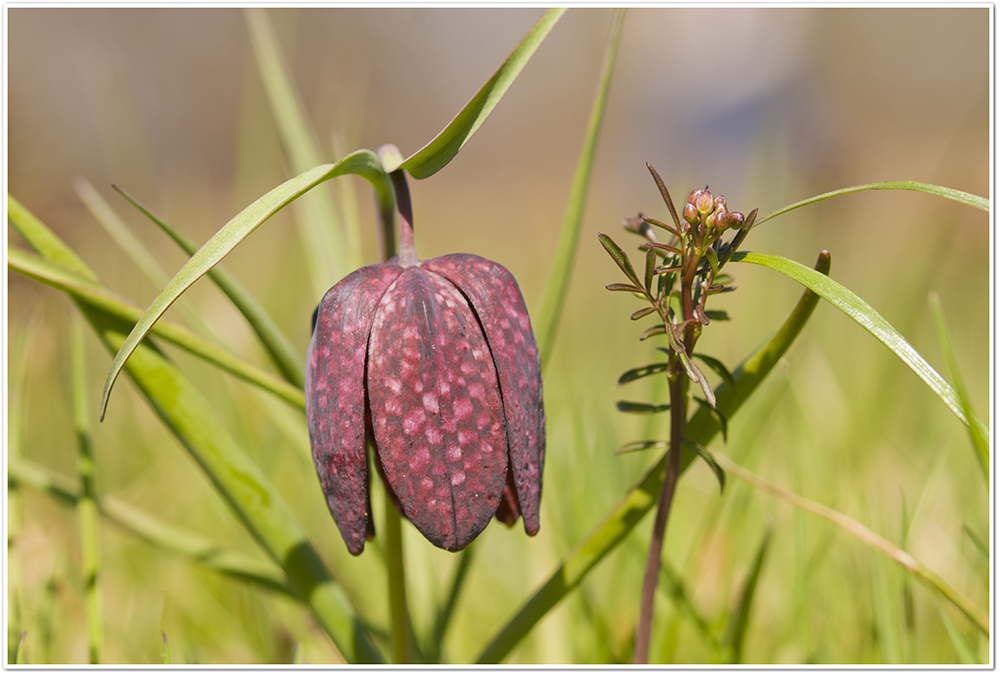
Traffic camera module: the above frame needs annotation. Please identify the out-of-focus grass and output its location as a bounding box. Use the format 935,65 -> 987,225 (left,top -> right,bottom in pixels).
8,7 -> 988,664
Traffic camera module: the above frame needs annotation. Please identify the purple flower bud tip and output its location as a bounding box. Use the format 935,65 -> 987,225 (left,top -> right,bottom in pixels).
306,253 -> 545,554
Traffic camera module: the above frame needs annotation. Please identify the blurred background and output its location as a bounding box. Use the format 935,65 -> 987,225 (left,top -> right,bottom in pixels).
7,7 -> 990,664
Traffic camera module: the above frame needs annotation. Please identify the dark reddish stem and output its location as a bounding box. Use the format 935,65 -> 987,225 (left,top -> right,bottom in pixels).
390,170 -> 418,266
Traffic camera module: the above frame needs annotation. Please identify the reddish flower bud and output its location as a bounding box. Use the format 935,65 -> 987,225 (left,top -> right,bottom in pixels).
682,202 -> 700,226
306,210 -> 545,555
728,211 -> 745,230
695,189 -> 715,215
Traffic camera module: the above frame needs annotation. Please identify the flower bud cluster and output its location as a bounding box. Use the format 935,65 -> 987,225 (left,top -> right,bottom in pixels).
683,187 -> 744,238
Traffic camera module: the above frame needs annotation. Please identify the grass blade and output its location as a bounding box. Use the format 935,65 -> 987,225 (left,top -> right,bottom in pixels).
429,543 -> 477,663
711,451 -> 989,636
8,248 -> 306,409
96,151 -> 392,420
385,493 -> 413,664
730,251 -> 988,440
939,607 -> 981,664
392,8 -> 567,178
8,195 -> 97,280
15,631 -> 26,665
9,456 -> 294,597
10,200 -> 383,663
112,184 -> 305,388
71,317 -> 102,664
475,251 -> 831,663
657,560 -> 723,657
533,8 -> 625,366
755,181 -> 988,227
724,526 -> 772,663
161,633 -> 171,665
928,291 -> 988,479
245,8 -> 356,291
964,526 -> 989,567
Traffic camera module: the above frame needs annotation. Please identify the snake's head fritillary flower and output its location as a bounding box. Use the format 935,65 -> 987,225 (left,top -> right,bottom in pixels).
305,183 -> 545,555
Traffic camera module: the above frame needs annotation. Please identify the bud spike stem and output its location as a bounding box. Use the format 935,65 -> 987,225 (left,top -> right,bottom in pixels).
391,170 -> 419,266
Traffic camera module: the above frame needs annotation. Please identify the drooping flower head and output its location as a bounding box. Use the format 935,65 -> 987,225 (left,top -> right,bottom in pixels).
305,176 -> 545,554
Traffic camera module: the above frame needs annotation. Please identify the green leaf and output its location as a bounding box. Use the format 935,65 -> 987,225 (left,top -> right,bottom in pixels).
928,292 -> 988,479
693,397 -> 728,443
704,309 -> 730,321
245,8 -> 359,290
705,247 -> 720,279
693,353 -> 735,387
605,282 -> 645,294
614,440 -> 668,456
98,152 -> 392,420
964,526 -> 989,567
616,400 -> 670,414
475,250 -> 831,664
428,542 -> 477,662
643,245 -> 656,294
617,362 -> 669,385
683,439 -> 725,494
730,251 -> 988,440
8,248 -> 306,410
9,456 -> 294,597
724,526 -> 772,663
393,8 -> 567,178
161,633 -> 171,665
112,184 -> 305,389
657,560 -> 723,657
598,232 -> 642,287
534,9 -> 624,368
7,195 -> 97,281
630,306 -> 656,321
939,607 -> 981,665
639,324 -> 666,341
755,180 -> 988,227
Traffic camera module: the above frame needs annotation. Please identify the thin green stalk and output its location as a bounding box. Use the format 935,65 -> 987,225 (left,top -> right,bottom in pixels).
8,247 -> 306,409
429,543 -> 477,662
534,8 -> 625,368
711,451 -> 989,636
71,316 -> 102,664
111,184 -> 305,388
656,560 -> 722,657
385,494 -> 412,664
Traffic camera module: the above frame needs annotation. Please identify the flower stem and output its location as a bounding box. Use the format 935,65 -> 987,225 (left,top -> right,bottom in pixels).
633,370 -> 687,664
384,492 -> 413,663
390,170 -> 418,266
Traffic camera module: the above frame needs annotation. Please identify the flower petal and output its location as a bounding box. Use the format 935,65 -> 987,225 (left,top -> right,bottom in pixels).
368,267 -> 508,552
421,254 -> 545,535
306,263 -> 402,555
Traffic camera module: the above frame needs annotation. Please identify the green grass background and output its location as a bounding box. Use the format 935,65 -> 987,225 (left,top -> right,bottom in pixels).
7,7 -> 989,664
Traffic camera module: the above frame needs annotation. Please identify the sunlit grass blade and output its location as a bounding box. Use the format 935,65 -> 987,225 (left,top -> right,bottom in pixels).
928,292 -> 988,479
533,8 -> 625,366
9,201 -> 383,663
390,8 -> 567,178
15,631 -> 26,665
8,248 -> 306,409
8,195 -> 97,280
95,151 -> 392,419
428,542 -> 477,663
9,456 -> 294,597
964,526 -> 989,567
71,316 -> 102,664
711,450 -> 989,636
730,251 -> 988,440
755,181 -> 989,227
112,184 -> 305,388
657,560 -> 723,658
245,8 -> 355,290
384,493 -> 413,664
475,251 -> 831,664
724,526 -> 771,663
869,507 -> 904,663
939,606 -> 981,664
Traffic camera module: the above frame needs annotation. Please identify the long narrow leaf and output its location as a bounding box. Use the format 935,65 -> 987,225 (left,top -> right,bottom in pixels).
8,248 -> 305,410
533,8 -> 625,366
928,292 -> 988,478
98,152 -> 392,420
712,450 -> 988,636
112,184 -> 305,388
8,196 -> 96,280
755,181 -> 988,227
391,8 -> 567,178
8,457 -> 293,597
245,8 -> 355,290
617,362 -> 669,385
730,251 -> 988,440
725,527 -> 772,663
9,198 -> 383,663
475,251 -> 832,663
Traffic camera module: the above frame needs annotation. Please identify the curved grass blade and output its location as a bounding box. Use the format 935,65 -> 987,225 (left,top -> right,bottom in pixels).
712,450 -> 988,636
475,251 -> 831,663
9,456 -> 293,597
928,292 -> 988,479
428,542 -> 477,662
8,248 -> 306,409
71,317 -> 102,664
391,8 -> 567,178
683,439 -> 725,493
10,200 -> 382,662
730,251 -> 988,440
245,8 -> 357,288
533,8 -> 625,366
964,526 -> 988,567
112,184 -> 305,389
98,151 -> 392,420
694,353 -> 734,387
8,196 -> 97,281
657,560 -> 722,657
755,181 -> 988,228
939,606 -> 982,665
617,362 -> 669,385
724,526 -> 771,663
